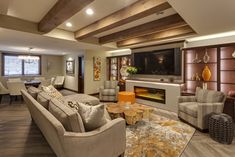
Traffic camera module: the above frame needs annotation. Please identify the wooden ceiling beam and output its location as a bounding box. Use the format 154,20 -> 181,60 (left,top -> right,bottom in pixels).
117,25 -> 195,47
99,14 -> 187,44
75,0 -> 171,40
38,0 -> 94,33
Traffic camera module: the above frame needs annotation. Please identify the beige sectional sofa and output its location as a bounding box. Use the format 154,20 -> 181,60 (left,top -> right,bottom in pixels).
22,89 -> 126,157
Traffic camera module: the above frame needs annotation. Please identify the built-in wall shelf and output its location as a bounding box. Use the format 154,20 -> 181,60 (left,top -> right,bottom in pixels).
183,44 -> 235,95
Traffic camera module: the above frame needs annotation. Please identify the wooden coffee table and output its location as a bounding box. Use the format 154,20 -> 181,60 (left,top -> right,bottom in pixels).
106,103 -> 154,125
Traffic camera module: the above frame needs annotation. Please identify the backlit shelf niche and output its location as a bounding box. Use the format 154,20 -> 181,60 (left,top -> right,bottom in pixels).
184,47 -> 218,93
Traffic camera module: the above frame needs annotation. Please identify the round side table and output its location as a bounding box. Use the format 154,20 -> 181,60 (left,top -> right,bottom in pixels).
118,91 -> 135,104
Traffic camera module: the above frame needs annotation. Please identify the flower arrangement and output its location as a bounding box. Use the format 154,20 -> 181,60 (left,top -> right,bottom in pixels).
127,66 -> 138,75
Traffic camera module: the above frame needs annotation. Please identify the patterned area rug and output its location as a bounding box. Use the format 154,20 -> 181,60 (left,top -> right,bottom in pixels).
125,114 -> 195,157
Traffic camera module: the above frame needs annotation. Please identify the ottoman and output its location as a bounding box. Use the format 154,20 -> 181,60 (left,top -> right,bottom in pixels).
209,113 -> 234,144
118,91 -> 135,104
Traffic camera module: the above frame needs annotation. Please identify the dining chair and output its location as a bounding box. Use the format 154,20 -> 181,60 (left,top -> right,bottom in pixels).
53,76 -> 65,89
34,77 -> 46,81
8,78 -> 21,82
0,81 -> 9,103
35,76 -> 51,88
7,81 -> 27,104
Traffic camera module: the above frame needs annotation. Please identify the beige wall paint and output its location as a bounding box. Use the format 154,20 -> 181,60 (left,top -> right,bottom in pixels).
0,52 -> 63,86
84,50 -> 108,94
63,53 -> 83,92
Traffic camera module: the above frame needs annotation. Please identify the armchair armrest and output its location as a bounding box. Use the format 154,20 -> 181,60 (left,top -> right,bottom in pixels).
115,86 -> 120,99
178,96 -> 197,103
61,118 -> 126,157
197,102 -> 224,129
99,86 -> 104,98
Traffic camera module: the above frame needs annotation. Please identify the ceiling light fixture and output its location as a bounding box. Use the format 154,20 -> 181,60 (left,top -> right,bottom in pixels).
18,48 -> 39,63
86,8 -> 94,15
66,22 -> 73,27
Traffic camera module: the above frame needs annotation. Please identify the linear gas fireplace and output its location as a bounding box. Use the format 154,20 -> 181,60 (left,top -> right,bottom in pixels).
134,86 -> 166,104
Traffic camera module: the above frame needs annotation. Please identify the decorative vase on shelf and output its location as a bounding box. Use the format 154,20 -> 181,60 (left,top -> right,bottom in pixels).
195,73 -> 201,81
203,49 -> 210,63
192,52 -> 201,63
202,65 -> 211,81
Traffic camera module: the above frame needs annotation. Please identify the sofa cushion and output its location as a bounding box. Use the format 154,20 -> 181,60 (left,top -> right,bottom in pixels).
42,85 -> 63,100
196,87 -> 224,103
104,81 -> 117,89
101,89 -> 116,96
49,99 -> 85,133
179,102 -> 198,118
37,91 -> 53,109
28,87 -> 42,99
63,94 -> 100,106
77,103 -> 107,131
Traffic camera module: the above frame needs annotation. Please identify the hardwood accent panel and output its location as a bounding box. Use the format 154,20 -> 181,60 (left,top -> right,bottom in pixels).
185,48 -> 217,64
185,81 -> 217,92
185,64 -> 217,82
221,84 -> 235,94
220,46 -> 235,59
221,59 -> 235,70
221,71 -> 235,84
75,0 -> 171,39
117,25 -> 195,47
38,0 -> 94,33
99,14 -> 187,44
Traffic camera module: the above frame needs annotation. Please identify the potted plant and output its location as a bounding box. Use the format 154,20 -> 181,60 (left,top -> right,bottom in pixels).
126,66 -> 138,79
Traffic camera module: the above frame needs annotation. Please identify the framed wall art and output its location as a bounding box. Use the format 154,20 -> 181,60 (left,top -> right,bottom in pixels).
66,60 -> 75,75
93,57 -> 101,81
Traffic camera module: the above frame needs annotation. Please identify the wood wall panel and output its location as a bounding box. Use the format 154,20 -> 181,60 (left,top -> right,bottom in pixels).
221,84 -> 235,94
185,64 -> 217,81
221,71 -> 235,84
185,48 -> 217,64
221,46 -> 235,59
221,59 -> 235,70
186,81 -> 217,92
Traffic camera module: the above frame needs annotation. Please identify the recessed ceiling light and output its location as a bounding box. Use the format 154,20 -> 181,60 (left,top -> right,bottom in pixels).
86,8 -> 94,15
66,22 -> 72,27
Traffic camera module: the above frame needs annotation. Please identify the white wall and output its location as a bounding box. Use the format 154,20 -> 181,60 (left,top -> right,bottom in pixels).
185,34 -> 235,48
84,50 -> 108,94
63,52 -> 84,92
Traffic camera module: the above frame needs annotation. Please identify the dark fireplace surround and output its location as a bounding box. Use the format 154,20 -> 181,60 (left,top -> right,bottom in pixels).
134,86 -> 166,104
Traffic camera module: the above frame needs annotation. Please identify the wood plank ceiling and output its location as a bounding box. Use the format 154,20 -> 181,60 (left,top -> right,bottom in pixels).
73,0 -> 196,47
38,0 -> 95,32
0,0 -> 196,48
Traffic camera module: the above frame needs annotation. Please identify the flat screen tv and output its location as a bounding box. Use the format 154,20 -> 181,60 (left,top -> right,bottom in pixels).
133,48 -> 182,75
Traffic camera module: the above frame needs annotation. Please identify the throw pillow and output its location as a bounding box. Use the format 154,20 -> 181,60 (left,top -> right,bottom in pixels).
42,85 -> 63,100
67,101 -> 107,131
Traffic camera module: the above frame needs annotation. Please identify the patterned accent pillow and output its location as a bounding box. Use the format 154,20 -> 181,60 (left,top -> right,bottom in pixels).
66,101 -> 107,131
67,101 -> 80,111
42,85 -> 63,101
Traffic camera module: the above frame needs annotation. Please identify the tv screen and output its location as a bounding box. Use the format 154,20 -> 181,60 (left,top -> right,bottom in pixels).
133,48 -> 181,75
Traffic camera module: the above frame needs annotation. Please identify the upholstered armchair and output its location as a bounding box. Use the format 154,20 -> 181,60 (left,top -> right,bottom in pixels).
0,81 -> 9,103
178,87 -> 226,130
53,76 -> 65,89
7,81 -> 27,103
99,81 -> 119,102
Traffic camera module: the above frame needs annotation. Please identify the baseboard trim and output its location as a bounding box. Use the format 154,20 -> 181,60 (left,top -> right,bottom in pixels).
89,93 -> 99,96
62,87 -> 78,93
